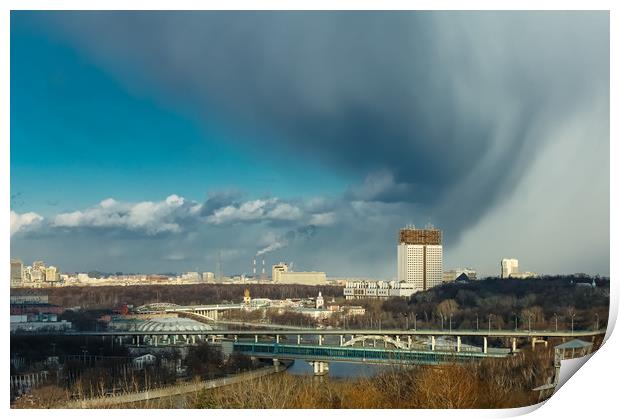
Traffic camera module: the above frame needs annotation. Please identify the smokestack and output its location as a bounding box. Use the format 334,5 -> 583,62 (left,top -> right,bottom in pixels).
253,258 -> 256,277
262,258 -> 266,279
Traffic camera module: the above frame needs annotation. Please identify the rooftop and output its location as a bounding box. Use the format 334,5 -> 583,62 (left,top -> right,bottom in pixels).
555,339 -> 594,350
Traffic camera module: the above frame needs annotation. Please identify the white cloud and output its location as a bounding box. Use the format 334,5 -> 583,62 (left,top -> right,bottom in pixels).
52,194 -> 196,235
266,202 -> 303,221
206,198 -> 304,225
10,211 -> 43,236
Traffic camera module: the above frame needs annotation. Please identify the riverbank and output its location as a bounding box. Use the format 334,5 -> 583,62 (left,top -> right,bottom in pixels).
61,361 -> 291,408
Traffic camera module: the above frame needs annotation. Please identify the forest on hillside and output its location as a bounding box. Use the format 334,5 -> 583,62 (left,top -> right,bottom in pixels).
10,283 -> 342,310
356,276 -> 609,332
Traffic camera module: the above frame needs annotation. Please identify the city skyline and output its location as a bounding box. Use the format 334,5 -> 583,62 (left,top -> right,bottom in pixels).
10,11 -> 610,277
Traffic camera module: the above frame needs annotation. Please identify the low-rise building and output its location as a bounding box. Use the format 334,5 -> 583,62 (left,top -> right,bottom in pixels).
294,307 -> 334,320
132,354 -> 157,370
271,263 -> 327,285
202,272 -> 215,283
344,280 -> 417,299
343,306 -> 366,316
509,271 -> 538,279
10,315 -> 71,332
10,295 -> 49,304
443,268 -> 477,282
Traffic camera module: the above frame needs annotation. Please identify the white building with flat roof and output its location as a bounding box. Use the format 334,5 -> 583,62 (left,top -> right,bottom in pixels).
10,259 -> 23,286
202,272 -> 215,283
277,271 -> 327,285
271,263 -> 326,285
397,244 -> 443,292
343,280 -> 417,299
501,259 -> 519,278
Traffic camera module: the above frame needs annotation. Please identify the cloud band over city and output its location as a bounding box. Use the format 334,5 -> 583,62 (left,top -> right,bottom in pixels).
10,11 -> 609,277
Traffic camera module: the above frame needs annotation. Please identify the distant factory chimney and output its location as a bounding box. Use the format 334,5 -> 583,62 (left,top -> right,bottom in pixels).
253,258 -> 256,278
261,258 -> 266,279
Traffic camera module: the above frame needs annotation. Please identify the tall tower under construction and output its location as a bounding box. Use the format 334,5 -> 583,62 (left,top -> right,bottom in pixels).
397,224 -> 443,292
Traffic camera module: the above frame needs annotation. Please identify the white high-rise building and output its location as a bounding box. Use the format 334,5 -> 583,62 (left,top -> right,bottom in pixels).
10,259 -> 23,286
397,225 -> 443,292
501,258 -> 519,278
45,266 -> 58,282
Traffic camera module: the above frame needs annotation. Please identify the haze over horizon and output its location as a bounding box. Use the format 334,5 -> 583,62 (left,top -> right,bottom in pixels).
10,11 -> 610,278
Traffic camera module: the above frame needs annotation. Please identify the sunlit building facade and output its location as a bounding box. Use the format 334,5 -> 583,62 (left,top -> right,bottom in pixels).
397,225 -> 443,292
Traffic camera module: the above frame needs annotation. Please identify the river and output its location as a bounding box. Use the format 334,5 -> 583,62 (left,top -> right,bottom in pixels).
285,360 -> 388,377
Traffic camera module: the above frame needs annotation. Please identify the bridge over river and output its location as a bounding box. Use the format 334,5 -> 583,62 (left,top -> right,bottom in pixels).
12,327 -> 605,375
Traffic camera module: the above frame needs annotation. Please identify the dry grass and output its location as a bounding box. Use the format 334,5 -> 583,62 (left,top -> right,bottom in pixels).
12,347 -> 556,409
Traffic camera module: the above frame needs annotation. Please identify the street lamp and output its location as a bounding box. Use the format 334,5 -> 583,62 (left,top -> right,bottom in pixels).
514,314 -> 518,331
571,314 -> 576,335
553,313 -> 558,332
449,315 -> 452,333
476,315 -> 479,331
528,315 -> 532,332
413,313 -> 417,331
440,314 -> 444,331
488,314 -> 493,334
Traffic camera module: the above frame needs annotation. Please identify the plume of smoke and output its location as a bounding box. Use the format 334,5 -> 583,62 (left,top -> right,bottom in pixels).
256,225 -> 318,256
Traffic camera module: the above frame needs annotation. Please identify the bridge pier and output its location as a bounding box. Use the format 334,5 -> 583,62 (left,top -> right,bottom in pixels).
457,336 -> 461,352
297,335 -> 301,345
154,335 -> 158,347
431,336 -> 436,351
319,335 -> 323,346
512,338 -> 517,352
340,335 -> 344,346
309,361 -> 329,376
255,334 -> 258,343
531,337 -> 548,349
276,334 -> 280,344
483,337 -> 488,354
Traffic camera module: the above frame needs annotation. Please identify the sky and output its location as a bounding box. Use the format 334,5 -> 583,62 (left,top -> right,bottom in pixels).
10,11 -> 610,278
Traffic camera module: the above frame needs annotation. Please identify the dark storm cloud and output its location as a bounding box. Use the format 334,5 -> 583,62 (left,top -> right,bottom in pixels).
30,11 -> 607,242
